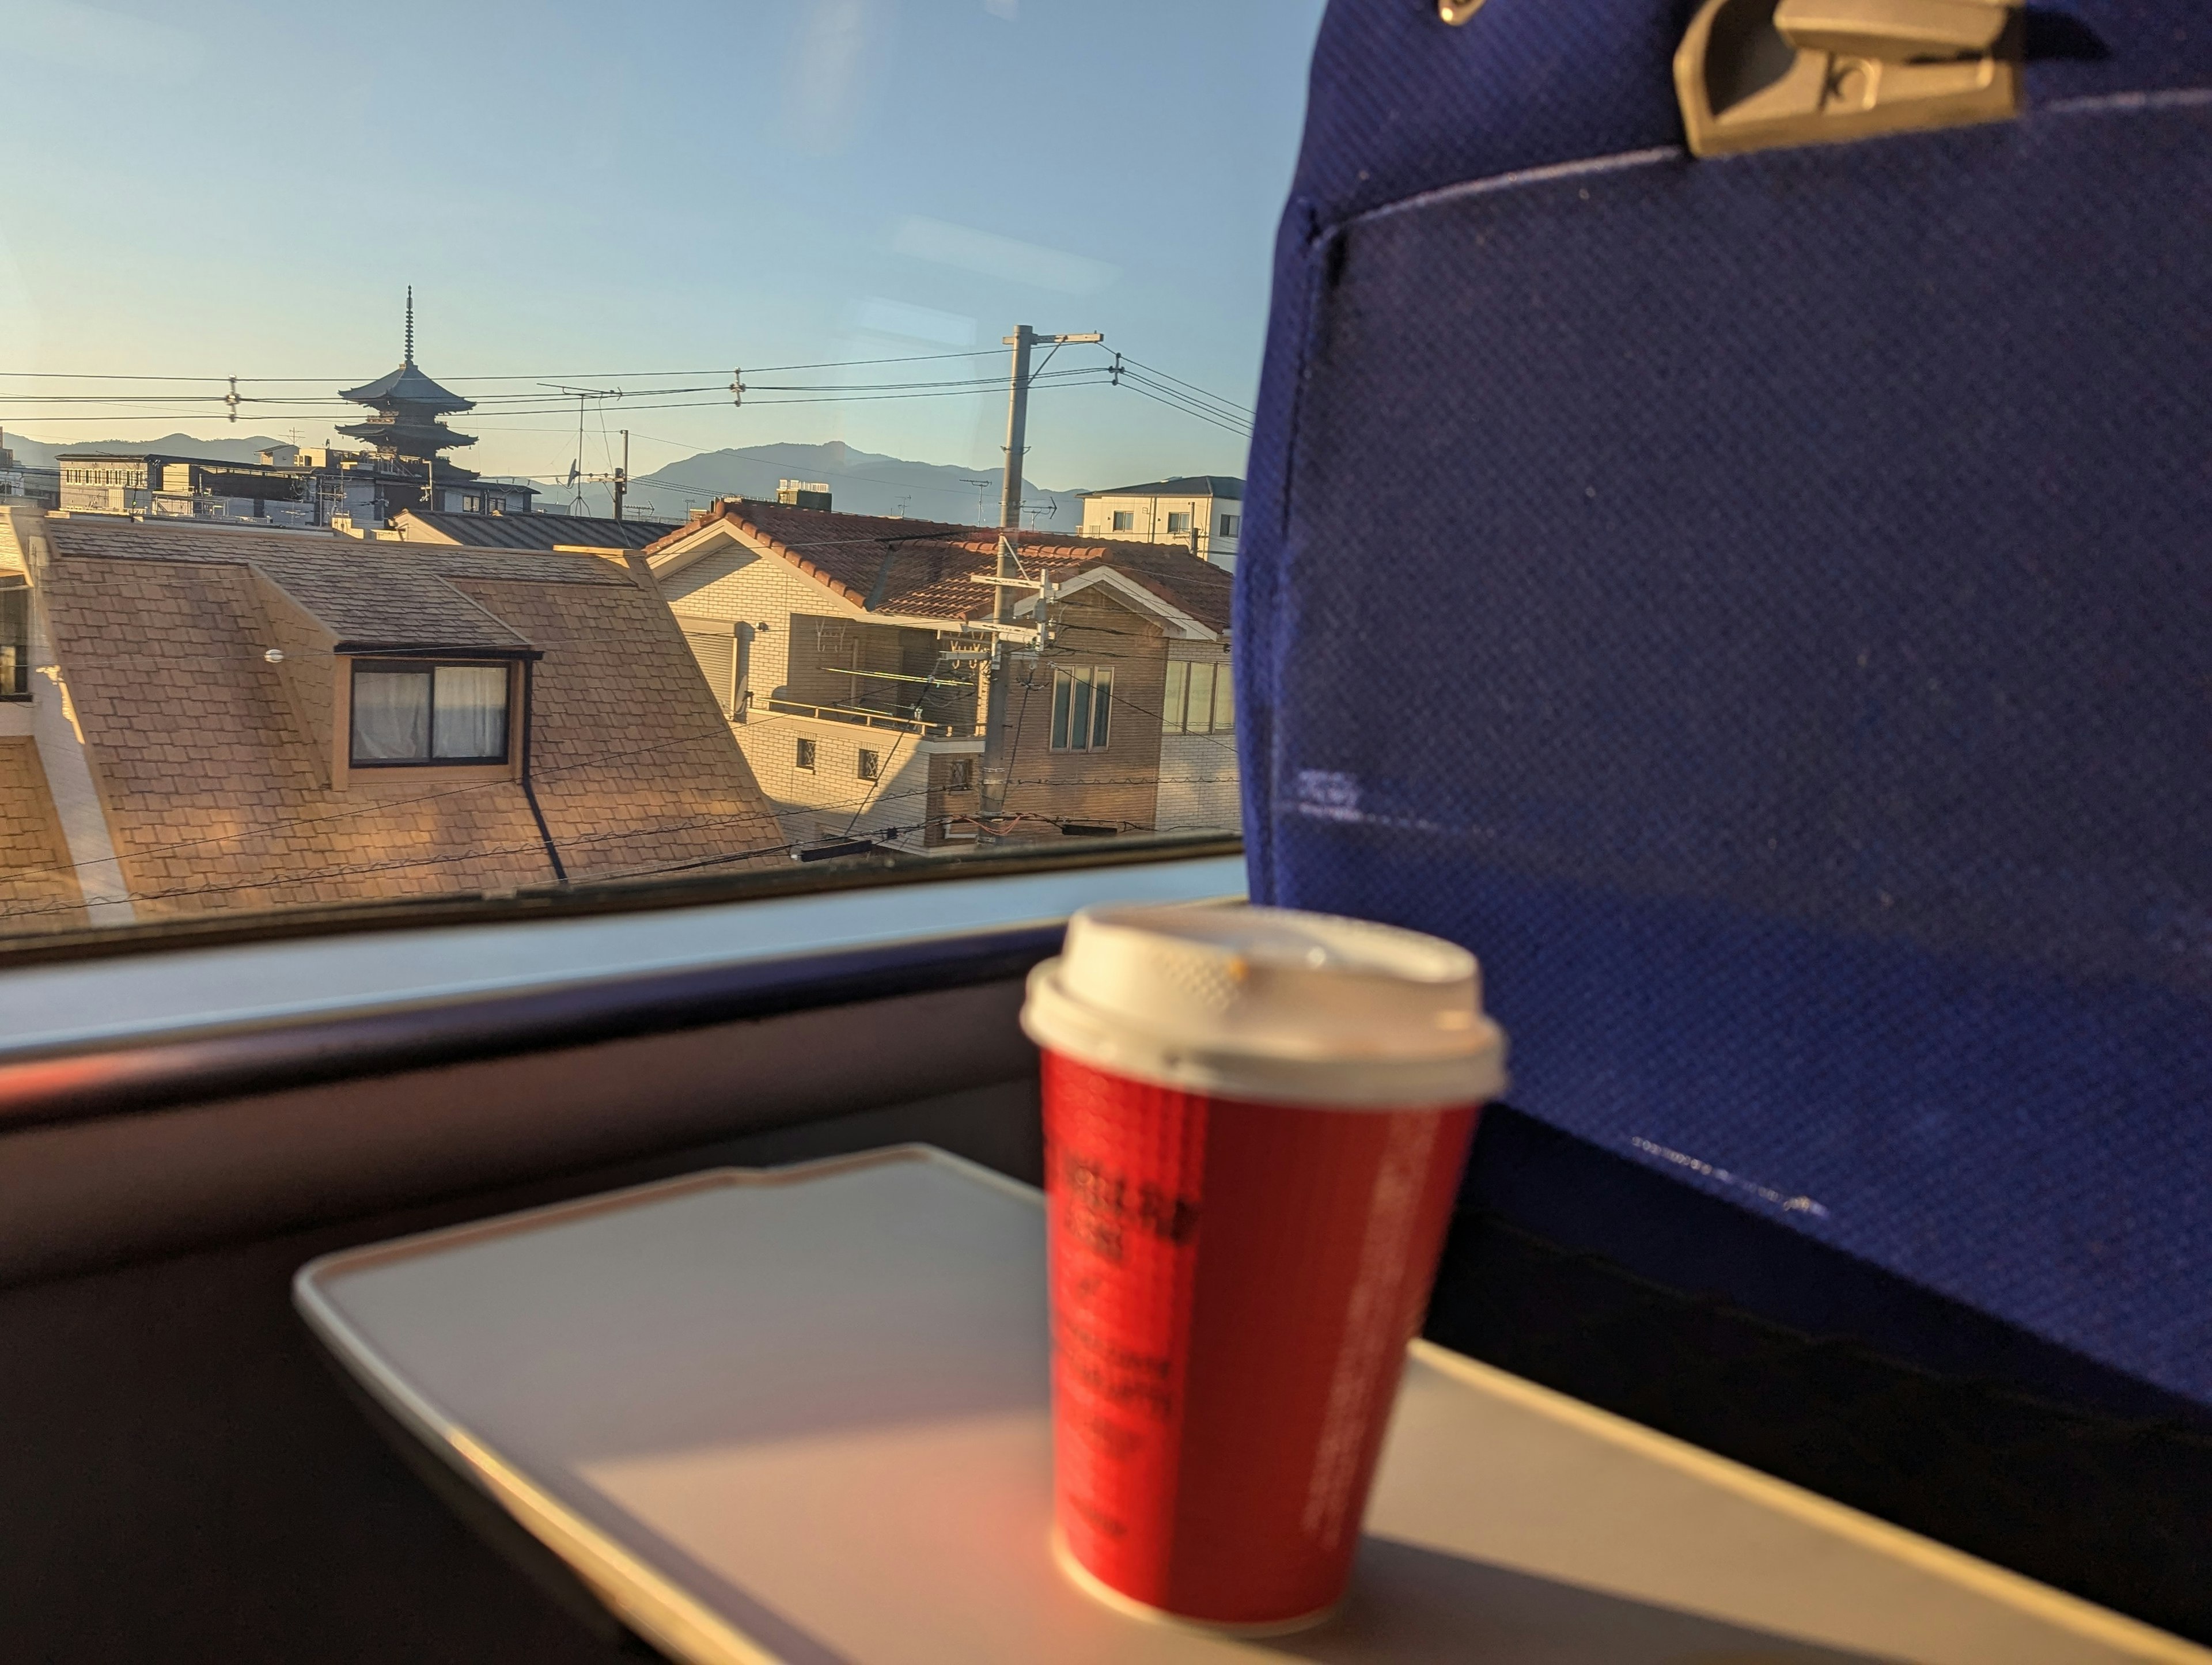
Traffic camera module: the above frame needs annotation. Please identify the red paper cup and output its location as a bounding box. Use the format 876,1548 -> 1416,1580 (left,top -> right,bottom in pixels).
1022,904 -> 1507,1633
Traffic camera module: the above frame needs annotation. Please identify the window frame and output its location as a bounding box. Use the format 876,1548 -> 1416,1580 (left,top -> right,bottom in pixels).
1111,510 -> 1134,532
0,579 -> 29,702
1049,666 -> 1114,753
1162,657 -> 1234,737
856,748 -> 882,782
346,658 -> 516,769
794,737 -> 817,772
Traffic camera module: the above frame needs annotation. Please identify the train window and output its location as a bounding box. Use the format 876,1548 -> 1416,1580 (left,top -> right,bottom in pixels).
0,0 -> 1320,961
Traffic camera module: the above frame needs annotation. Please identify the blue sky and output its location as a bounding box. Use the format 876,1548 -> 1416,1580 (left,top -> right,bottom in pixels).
0,0 -> 1326,493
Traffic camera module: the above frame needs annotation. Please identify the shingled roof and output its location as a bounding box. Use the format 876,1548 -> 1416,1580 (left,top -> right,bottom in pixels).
4,517 -> 786,930
645,500 -> 1232,634
396,510 -> 685,551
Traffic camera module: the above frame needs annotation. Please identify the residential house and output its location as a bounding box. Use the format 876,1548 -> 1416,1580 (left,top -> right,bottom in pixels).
640,499 -> 1239,856
1077,476 -> 1243,570
0,508 -> 785,934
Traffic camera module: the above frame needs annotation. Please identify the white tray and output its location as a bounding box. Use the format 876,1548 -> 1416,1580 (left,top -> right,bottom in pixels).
295,1146 -> 2203,1665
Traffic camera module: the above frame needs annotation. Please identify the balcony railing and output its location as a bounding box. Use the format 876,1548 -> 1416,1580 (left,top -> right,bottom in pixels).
764,697 -> 978,740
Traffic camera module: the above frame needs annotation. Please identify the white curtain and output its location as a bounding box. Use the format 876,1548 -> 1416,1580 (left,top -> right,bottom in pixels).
433,665 -> 509,759
351,670 -> 430,760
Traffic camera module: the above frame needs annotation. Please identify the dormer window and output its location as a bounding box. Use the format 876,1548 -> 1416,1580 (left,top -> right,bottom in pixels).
350,661 -> 512,765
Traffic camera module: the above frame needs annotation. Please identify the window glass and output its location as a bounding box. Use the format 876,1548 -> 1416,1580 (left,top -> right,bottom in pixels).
1162,661 -> 1188,735
350,669 -> 431,761
1,583 -> 28,700
1212,662 -> 1236,733
431,665 -> 509,760
1184,662 -> 1218,735
0,0 -> 1315,947
1051,667 -> 1113,753
350,663 -> 507,764
1069,676 -> 1094,752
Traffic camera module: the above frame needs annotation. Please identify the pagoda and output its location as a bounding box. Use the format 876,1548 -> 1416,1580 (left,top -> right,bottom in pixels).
336,289 -> 480,481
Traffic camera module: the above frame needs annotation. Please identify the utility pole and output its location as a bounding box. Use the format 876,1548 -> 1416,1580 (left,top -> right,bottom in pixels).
613,429 -> 629,522
979,324 -> 1102,820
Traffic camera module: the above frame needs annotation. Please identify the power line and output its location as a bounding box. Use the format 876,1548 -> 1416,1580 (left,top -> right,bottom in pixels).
0,347 -> 1012,389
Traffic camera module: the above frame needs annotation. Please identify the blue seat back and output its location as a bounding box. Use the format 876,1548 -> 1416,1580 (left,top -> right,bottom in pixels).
1240,1 -> 2212,1405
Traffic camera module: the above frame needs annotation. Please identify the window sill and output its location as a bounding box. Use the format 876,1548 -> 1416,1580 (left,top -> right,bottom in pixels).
343,761 -> 516,787
0,842 -> 1245,1129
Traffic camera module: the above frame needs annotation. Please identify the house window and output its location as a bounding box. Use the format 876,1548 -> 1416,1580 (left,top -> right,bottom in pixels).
796,738 -> 817,772
1166,512 -> 1192,536
857,748 -> 882,781
1,579 -> 29,700
463,494 -> 484,513
1162,659 -> 1234,735
945,757 -> 974,792
1219,513 -> 1240,537
1111,510 -> 1134,532
1050,666 -> 1113,752
349,661 -> 511,765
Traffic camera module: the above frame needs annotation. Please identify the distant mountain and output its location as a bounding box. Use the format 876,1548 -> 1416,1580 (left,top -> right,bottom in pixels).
0,432 -> 290,469
0,431 -> 1097,532
617,440 -> 1089,530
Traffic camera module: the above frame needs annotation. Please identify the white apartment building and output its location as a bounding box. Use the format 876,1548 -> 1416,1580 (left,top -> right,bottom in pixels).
1077,476 -> 1243,571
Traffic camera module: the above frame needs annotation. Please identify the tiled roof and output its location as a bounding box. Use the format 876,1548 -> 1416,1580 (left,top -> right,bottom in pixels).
0,739 -> 84,930
44,519 -> 639,652
17,514 -> 786,927
338,361 -> 474,412
1080,475 -> 1244,500
650,500 -> 1232,633
397,510 -> 684,551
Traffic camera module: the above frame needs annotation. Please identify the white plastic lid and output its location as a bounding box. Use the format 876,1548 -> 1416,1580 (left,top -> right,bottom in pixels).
1021,902 -> 1508,1109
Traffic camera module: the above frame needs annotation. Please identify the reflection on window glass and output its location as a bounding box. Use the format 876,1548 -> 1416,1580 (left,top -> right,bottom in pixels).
0,0 -> 1317,945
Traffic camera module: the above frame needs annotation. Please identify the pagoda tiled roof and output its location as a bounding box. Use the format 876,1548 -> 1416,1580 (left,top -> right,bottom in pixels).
337,360 -> 475,413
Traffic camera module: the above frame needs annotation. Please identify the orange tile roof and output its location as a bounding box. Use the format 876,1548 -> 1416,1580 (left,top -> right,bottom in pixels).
647,500 -> 1233,633
18,519 -> 786,926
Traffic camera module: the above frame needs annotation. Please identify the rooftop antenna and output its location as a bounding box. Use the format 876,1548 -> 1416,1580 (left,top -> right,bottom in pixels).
404,286 -> 415,366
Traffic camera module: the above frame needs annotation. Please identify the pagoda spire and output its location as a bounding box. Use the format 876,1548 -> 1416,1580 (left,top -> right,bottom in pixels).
338,293 -> 478,471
